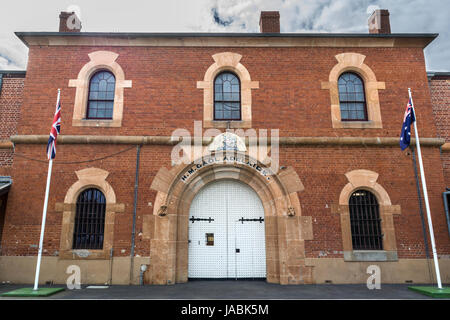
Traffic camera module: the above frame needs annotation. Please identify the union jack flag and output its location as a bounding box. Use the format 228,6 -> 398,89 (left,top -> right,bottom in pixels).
46,92 -> 61,160
400,98 -> 415,151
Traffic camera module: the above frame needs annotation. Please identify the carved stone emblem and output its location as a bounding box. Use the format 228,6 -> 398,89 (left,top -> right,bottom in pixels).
287,207 -> 296,217
157,205 -> 168,216
208,132 -> 247,152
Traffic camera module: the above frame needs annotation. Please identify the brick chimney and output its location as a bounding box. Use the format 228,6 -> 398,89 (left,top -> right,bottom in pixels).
259,11 -> 280,33
368,9 -> 391,34
59,11 -> 82,32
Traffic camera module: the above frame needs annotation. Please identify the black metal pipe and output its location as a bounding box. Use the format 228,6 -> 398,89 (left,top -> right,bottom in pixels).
443,191 -> 450,238
411,147 -> 431,258
109,247 -> 114,285
130,144 -> 141,284
411,146 -> 434,284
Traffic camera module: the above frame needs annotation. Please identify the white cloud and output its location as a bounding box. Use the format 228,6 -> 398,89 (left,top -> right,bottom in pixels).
0,0 -> 449,71
0,34 -> 28,70
192,0 -> 450,71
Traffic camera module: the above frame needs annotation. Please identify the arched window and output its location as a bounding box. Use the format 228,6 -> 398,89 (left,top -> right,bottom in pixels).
214,72 -> 241,121
349,190 -> 383,250
338,73 -> 367,121
73,188 -> 106,249
87,70 -> 116,119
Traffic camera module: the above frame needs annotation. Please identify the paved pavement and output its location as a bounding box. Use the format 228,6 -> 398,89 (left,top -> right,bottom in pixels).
0,281 -> 445,299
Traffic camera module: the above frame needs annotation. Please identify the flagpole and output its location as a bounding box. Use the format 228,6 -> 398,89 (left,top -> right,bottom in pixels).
408,88 -> 443,289
33,158 -> 53,290
33,88 -> 60,291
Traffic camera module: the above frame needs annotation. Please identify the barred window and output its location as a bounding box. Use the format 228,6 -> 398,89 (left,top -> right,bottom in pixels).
349,190 -> 383,250
338,72 -> 368,121
73,188 -> 106,250
214,72 -> 241,120
87,70 -> 115,119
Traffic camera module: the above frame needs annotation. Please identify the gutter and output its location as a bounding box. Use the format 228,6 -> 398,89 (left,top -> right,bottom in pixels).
0,70 -> 26,76
14,31 -> 439,39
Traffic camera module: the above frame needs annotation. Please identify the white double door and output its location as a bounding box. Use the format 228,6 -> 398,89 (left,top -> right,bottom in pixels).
188,180 -> 266,279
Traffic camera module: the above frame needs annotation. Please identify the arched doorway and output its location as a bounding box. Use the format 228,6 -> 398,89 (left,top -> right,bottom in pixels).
188,179 -> 266,279
149,153 -> 313,285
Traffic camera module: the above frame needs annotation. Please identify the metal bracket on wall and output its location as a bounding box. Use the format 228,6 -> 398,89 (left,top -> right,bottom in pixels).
238,217 -> 264,224
443,191 -> 450,238
189,216 -> 214,223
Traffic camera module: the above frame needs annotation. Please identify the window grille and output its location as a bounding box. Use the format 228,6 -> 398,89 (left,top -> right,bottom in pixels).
349,190 -> 383,250
73,188 -> 106,249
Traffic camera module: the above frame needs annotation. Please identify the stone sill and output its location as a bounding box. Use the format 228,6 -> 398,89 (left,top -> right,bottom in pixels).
204,120 -> 252,129
344,250 -> 398,262
336,120 -> 382,129
72,118 -> 122,127
58,249 -> 110,260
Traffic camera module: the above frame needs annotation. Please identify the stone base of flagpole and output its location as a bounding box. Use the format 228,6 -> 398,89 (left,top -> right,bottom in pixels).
1,287 -> 65,297
408,286 -> 450,298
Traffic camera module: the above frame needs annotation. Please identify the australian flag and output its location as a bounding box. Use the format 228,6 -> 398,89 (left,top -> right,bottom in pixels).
46,93 -> 61,160
400,98 -> 415,151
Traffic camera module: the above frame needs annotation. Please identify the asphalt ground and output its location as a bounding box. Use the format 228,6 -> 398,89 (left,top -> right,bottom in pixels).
0,281 -> 446,300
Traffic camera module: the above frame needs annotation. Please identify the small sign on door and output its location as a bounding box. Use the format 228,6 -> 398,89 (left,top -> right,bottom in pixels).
206,233 -> 214,246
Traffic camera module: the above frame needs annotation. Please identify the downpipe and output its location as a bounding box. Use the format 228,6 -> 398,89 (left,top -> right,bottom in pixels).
129,145 -> 141,285
108,248 -> 114,285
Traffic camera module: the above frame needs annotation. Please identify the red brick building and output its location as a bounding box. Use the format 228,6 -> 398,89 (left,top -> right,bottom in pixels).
0,70 -> 26,255
428,71 -> 450,252
0,71 -> 25,170
0,10 -> 449,285
429,72 -> 450,184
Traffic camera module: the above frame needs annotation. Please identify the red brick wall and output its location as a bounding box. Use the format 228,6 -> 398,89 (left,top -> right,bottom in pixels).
2,143 -> 448,259
0,74 -> 25,174
2,44 -> 449,259
289,145 -> 449,259
18,46 -> 436,138
429,75 -> 450,186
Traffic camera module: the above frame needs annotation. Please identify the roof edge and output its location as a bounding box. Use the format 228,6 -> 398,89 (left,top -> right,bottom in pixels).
0,70 -> 26,74
427,71 -> 450,78
14,31 -> 438,49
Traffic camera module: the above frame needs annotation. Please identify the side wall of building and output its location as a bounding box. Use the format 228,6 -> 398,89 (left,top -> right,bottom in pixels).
429,74 -> 450,186
0,72 -> 25,176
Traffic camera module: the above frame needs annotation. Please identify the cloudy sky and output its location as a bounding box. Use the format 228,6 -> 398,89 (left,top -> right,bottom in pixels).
0,0 -> 449,71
